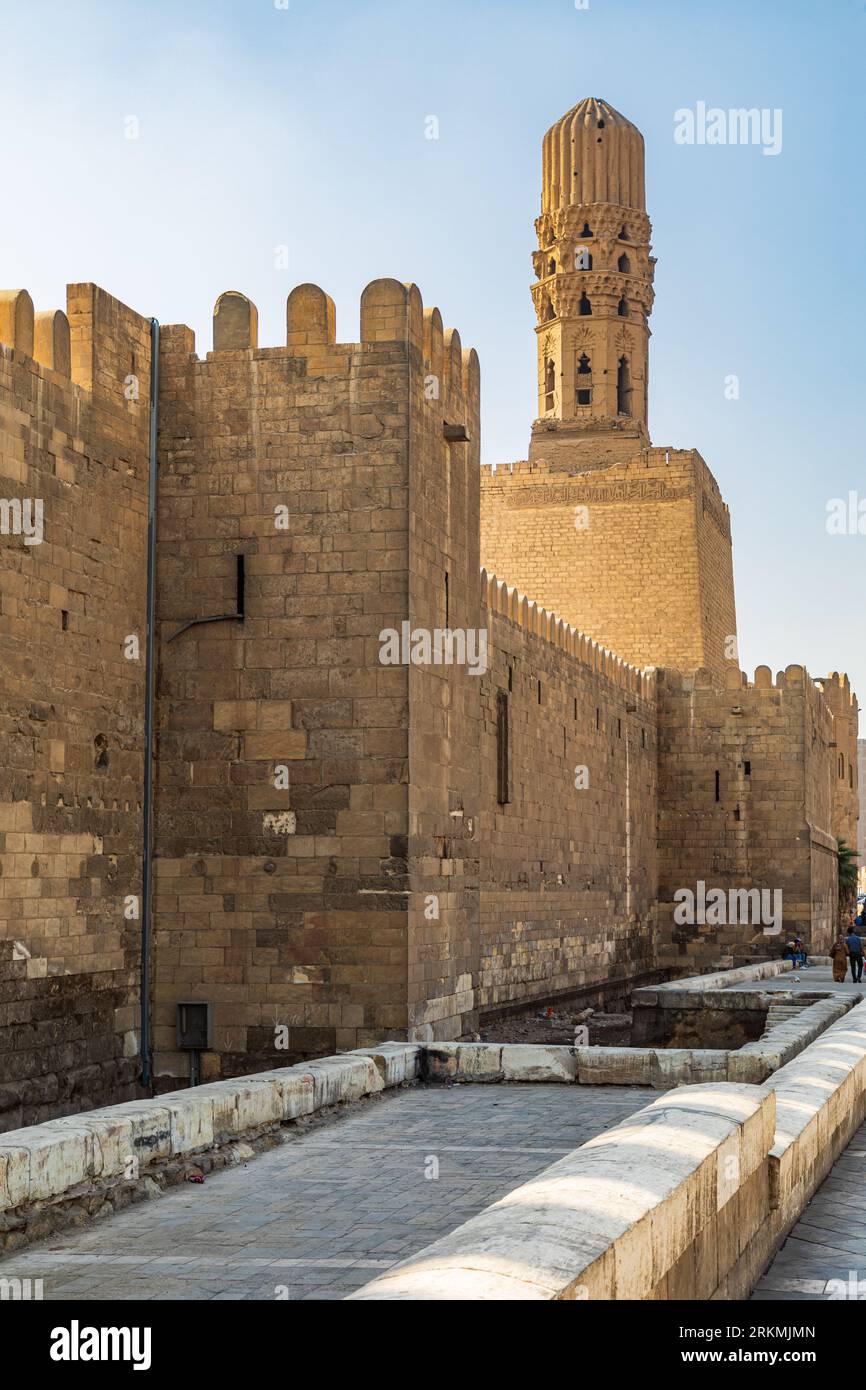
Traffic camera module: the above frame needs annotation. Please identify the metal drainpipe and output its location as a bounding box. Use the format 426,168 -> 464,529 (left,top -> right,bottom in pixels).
140,317 -> 160,1089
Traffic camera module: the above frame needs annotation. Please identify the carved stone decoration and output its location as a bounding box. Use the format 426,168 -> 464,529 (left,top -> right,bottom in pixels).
502,479 -> 694,508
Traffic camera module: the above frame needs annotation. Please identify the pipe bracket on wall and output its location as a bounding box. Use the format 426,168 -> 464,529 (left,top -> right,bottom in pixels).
167,554 -> 246,642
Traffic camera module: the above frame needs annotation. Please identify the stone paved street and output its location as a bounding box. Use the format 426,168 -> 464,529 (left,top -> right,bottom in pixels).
737,964 -> 866,999
753,1118 -> 866,1301
0,1083 -> 653,1301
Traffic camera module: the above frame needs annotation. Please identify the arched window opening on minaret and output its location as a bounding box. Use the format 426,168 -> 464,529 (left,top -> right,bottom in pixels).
617,356 -> 632,415
575,248 -> 592,271
617,297 -> 629,317
547,258 -> 556,276
576,354 -> 592,407
618,253 -> 631,273
542,296 -> 555,321
544,358 -> 556,413
580,222 -> 593,238
618,225 -> 629,240
578,293 -> 592,317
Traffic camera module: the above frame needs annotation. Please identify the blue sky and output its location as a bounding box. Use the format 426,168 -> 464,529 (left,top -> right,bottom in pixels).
2,0 -> 864,724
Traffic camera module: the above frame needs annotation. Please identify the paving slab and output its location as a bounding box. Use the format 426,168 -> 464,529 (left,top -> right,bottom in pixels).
753,1115 -> 866,1300
0,1082 -> 653,1301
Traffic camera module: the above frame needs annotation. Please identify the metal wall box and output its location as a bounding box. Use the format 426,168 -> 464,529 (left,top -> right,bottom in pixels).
176,1001 -> 213,1050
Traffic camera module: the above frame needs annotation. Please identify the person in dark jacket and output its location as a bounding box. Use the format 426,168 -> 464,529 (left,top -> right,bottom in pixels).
847,928 -> 864,983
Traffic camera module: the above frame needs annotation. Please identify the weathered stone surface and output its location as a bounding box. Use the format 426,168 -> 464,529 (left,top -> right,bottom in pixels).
501,1045 -> 576,1083
188,1078 -> 283,1138
425,1043 -> 575,1083
305,1056 -> 383,1107
577,1047 -> 655,1086
0,1123 -> 92,1203
349,1044 -> 422,1086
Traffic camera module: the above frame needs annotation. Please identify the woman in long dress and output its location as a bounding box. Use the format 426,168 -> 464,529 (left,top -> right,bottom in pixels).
831,935 -> 849,983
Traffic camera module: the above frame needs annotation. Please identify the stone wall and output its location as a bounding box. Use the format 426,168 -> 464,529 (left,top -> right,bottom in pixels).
405,294 -> 482,1042
478,575 -> 658,1013
152,283 -> 421,1085
480,447 -> 737,681
0,284 -> 151,1129
821,672 -> 859,855
656,664 -> 839,968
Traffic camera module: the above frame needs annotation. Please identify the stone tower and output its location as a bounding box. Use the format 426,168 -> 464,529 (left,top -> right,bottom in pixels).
481,97 -> 739,680
530,97 -> 655,469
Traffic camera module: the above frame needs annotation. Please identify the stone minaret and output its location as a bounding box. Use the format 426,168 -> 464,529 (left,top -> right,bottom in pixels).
530,97 -> 655,468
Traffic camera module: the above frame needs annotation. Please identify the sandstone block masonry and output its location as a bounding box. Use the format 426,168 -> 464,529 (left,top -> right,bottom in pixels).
0,285 -> 151,1130
479,573 -> 657,1014
480,448 -> 736,681
152,280 -> 482,1084
656,664 -> 843,964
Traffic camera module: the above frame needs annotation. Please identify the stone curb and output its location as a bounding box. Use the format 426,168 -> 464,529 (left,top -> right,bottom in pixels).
0,1044 -> 422,1218
632,959 -> 792,1007
765,999 -> 866,1219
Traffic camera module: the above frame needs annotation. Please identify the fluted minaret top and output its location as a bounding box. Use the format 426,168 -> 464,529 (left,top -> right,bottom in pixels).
542,98 -> 646,214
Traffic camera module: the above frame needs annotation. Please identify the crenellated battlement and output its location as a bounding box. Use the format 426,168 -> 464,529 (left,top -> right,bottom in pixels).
819,670 -> 858,710
0,277 -> 481,419
160,279 -> 479,398
0,289 -> 71,379
656,662 -> 859,701
658,663 -> 812,695
480,565 -> 655,701
0,282 -> 153,431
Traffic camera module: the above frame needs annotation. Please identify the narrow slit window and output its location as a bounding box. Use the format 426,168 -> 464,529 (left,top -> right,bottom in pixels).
236,553 -> 246,619
544,357 -> 556,412
576,352 -> 592,407
617,356 -> 632,415
715,770 -> 720,802
496,691 -> 509,805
